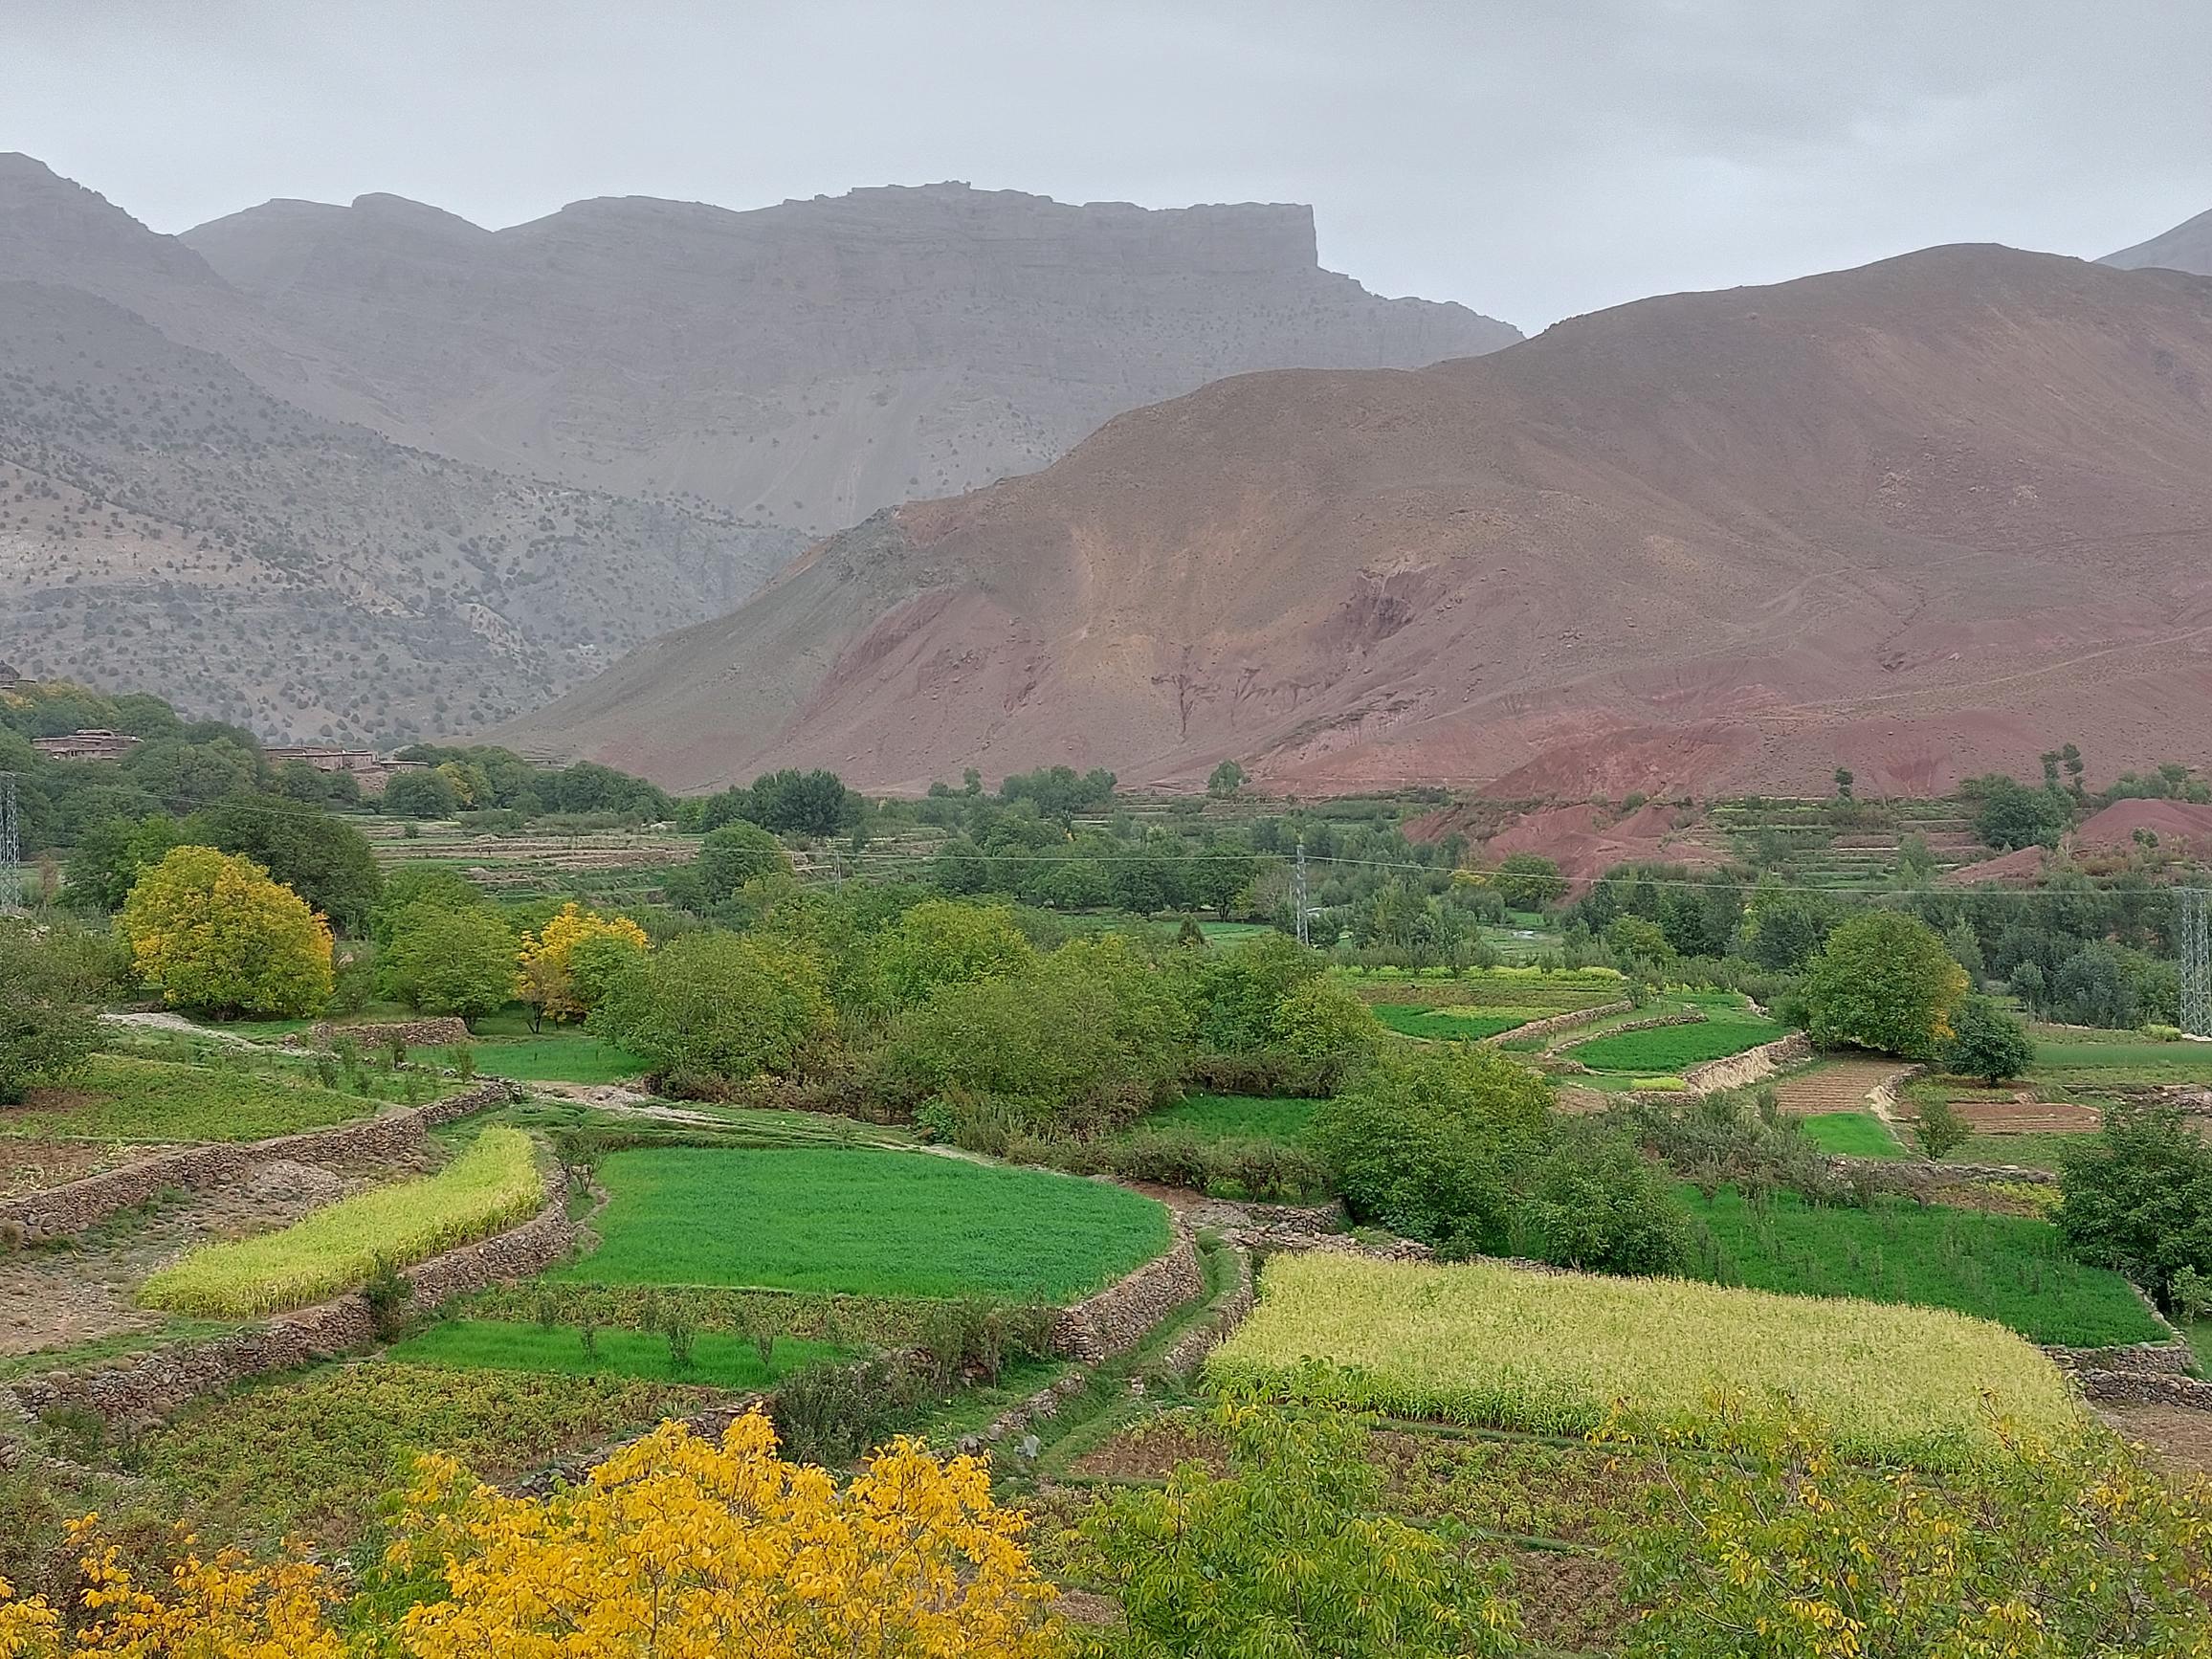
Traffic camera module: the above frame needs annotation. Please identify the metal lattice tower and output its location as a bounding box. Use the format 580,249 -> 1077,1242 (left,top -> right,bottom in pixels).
2182,886 -> 2212,1038
1294,836 -> 1310,948
0,773 -> 18,917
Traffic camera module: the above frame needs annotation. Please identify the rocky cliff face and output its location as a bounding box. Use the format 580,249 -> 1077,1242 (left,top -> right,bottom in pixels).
181,182 -> 1520,535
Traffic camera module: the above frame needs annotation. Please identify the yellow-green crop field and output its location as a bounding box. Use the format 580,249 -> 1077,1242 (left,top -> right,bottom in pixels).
1207,1252 -> 2083,1471
139,1128 -> 543,1317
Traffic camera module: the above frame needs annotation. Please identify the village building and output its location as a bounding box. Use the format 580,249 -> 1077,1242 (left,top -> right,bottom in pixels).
30,728 -> 144,762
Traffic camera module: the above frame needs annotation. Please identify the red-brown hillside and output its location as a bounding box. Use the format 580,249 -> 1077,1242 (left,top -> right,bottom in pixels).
500,246 -> 2212,797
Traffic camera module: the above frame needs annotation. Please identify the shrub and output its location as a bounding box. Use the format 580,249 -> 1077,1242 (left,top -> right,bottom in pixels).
1942,993 -> 2037,1087
1512,1123 -> 1689,1274
0,924 -> 107,1105
1307,1047 -> 1554,1255
1913,1095 -> 1974,1161
2057,1102 -> 2212,1304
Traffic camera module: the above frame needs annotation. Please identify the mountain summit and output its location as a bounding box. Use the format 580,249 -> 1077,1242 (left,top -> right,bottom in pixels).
499,245 -> 2212,799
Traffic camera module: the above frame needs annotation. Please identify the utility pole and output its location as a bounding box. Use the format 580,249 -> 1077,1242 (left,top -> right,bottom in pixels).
1294,835 -> 1309,948
2181,886 -> 2212,1038
0,773 -> 18,917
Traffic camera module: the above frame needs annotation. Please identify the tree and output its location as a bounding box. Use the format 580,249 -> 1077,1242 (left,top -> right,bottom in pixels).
1268,977 -> 1384,1070
1513,1123 -> 1688,1274
1737,880 -> 1841,971
377,903 -> 516,1026
1492,852 -> 1568,912
514,902 -> 650,1029
1801,911 -> 1967,1059
2,1416 -> 1061,1657
368,866 -> 486,947
2057,1103 -> 2212,1303
1832,766 -> 1853,801
1605,914 -> 1674,975
1942,994 -> 2036,1088
875,899 -> 1036,1006
1913,1095 -> 1973,1161
382,769 -> 460,818
119,847 -> 334,1018
0,923 -> 110,1104
690,820 -> 791,906
1308,1047 -> 1556,1256
1069,1404 -> 1516,1659
61,812 -> 181,913
1206,760 -> 1246,798
1619,1420 -> 2212,1657
591,932 -> 830,1091
186,794 -> 383,934
1968,774 -> 2071,851
1175,932 -> 1327,1051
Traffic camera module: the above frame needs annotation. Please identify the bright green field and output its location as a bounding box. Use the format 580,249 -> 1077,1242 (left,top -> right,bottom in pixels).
470,1035 -> 647,1085
1799,1112 -> 1907,1159
1372,1005 -> 1545,1042
1568,1006 -> 1788,1073
548,1147 -> 1172,1301
2029,1037 -> 2212,1084
1684,1184 -> 2163,1348
0,1053 -> 381,1142
1951,1132 -> 2091,1172
386,1319 -> 848,1385
1135,1094 -> 1319,1146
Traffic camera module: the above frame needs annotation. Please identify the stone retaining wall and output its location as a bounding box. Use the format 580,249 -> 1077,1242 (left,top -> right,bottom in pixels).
1827,1152 -> 2060,1190
1160,1243 -> 1256,1378
0,1082 -> 516,1244
11,1165 -> 574,1424
1539,1006 -> 1688,1056
1682,1031 -> 1814,1096
2046,1338 -> 2192,1376
308,1017 -> 473,1051
1479,999 -> 1632,1045
2078,1370 -> 2212,1409
1051,1226 -> 1204,1362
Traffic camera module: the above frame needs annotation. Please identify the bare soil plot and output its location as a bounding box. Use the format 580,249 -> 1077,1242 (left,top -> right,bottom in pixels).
2097,1403 -> 2212,1476
0,1150 -> 433,1360
1769,1058 -> 1912,1117
0,1138 -> 149,1198
1895,1097 -> 2102,1134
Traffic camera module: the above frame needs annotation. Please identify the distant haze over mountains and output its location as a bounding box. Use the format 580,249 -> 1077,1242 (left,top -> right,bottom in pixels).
0,152 -> 1515,742
499,246 -> 2212,801
2104,204 -> 2212,278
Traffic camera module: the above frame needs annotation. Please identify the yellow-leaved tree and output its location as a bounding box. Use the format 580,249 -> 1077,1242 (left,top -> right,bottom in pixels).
0,1419 -> 1059,1657
119,846 -> 335,1019
514,901 -> 651,1029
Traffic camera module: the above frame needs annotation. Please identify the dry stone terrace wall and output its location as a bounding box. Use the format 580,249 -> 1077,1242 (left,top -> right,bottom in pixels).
0,1081 -> 518,1243
307,1017 -> 473,1050
1681,1031 -> 1813,1096
1051,1223 -> 1203,1362
11,1172 -> 575,1424
1486,1000 -> 1632,1046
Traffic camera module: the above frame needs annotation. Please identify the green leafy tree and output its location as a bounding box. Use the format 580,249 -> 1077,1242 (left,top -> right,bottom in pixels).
1619,1419 -> 2212,1656
1206,760 -> 1246,798
874,899 -> 1036,1007
1606,914 -> 1675,975
186,793 -> 383,934
590,933 -> 830,1092
1801,911 -> 1967,1059
367,866 -> 487,946
1175,933 -> 1326,1052
1309,1046 -> 1556,1256
376,902 -> 516,1026
1737,880 -> 1841,971
1941,994 -> 2036,1088
1492,852 -> 1568,912
2057,1102 -> 2212,1303
1832,766 -> 1854,800
0,923 -> 112,1103
683,820 -> 791,908
1069,1403 -> 1518,1659
119,846 -> 334,1019
1268,976 -> 1384,1068
61,813 -> 181,913
382,769 -> 460,818
1968,773 -> 2071,851
1912,1095 -> 1974,1161
1513,1123 -> 1688,1273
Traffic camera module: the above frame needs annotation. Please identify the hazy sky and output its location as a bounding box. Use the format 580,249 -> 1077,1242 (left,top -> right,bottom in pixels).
10,0 -> 2211,330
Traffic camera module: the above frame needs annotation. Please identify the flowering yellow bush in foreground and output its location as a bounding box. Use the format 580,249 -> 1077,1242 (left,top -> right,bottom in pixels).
0,1416 -> 1058,1658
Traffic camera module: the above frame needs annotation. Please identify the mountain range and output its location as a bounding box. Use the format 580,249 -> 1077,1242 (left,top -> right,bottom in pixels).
498,244 -> 2212,800
0,153 -> 1514,742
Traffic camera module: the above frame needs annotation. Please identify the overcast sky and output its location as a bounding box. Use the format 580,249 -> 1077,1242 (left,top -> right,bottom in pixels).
9,0 -> 2211,330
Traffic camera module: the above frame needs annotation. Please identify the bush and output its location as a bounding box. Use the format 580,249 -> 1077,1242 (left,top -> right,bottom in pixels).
1307,1047 -> 1554,1255
2057,1102 -> 2212,1305
1913,1095 -> 1974,1161
1941,993 -> 2036,1086
1512,1122 -> 1689,1274
376,901 -> 515,1024
0,923 -> 110,1105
